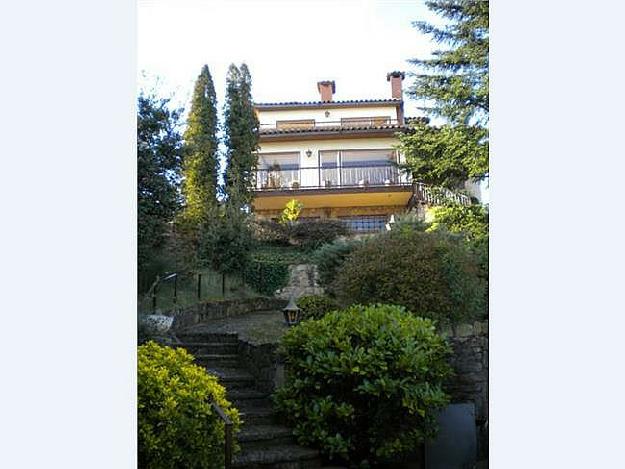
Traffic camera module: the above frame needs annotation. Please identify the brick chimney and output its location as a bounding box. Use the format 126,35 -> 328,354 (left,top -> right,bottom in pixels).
317,80 -> 335,102
386,71 -> 405,99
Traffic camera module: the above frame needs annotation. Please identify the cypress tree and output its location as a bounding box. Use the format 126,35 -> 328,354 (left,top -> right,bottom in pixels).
223,63 -> 260,209
180,65 -> 219,226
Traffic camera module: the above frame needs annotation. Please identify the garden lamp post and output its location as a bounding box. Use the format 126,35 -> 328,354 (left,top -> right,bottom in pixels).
282,296 -> 302,327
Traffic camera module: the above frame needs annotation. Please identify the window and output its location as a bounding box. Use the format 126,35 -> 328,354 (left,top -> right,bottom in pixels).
340,149 -> 397,186
340,215 -> 388,233
319,150 -> 340,187
257,152 -> 300,189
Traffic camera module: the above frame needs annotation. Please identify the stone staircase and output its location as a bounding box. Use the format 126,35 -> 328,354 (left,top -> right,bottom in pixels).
175,331 -> 324,469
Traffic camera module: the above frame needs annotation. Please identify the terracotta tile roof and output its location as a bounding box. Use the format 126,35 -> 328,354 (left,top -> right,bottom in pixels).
254,98 -> 401,110
258,117 -> 426,136
259,123 -> 403,135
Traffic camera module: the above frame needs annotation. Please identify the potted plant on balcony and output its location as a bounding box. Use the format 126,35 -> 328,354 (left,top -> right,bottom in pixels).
267,163 -> 282,189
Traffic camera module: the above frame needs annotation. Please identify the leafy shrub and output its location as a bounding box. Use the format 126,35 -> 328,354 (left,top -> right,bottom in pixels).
274,304 -> 452,466
243,252 -> 290,296
138,341 -> 240,469
426,202 -> 489,242
250,219 -> 290,246
389,211 -> 430,234
200,209 -> 253,275
279,199 -> 304,225
333,230 -> 486,325
313,238 -> 363,294
289,219 -> 351,250
297,295 -> 338,321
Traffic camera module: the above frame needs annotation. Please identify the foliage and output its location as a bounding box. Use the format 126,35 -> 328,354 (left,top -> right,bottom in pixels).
199,206 -> 253,275
279,199 -> 304,225
274,304 -> 452,466
138,341 -> 240,469
313,238 -> 363,295
137,90 -> 183,279
251,244 -> 315,265
288,219 -> 351,251
250,219 -> 290,246
296,295 -> 338,321
426,201 -> 489,242
223,63 -> 260,208
398,121 -> 488,189
180,65 -> 219,231
243,251 -> 290,296
251,216 -> 350,252
333,230 -> 486,325
389,211 -> 430,234
409,0 -> 489,127
400,0 -> 489,187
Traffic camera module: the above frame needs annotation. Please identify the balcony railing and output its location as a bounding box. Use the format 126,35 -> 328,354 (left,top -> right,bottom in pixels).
252,165 -> 471,205
253,164 -> 408,190
412,182 -> 471,206
260,118 -> 402,132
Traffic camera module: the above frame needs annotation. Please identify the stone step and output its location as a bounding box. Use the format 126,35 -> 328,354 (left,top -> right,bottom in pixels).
176,332 -> 239,344
194,353 -> 239,367
238,424 -> 295,448
205,367 -> 255,389
232,444 -> 321,469
180,342 -> 239,355
238,403 -> 276,425
228,389 -> 272,407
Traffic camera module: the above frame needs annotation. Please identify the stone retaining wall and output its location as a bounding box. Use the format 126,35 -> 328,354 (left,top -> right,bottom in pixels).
237,341 -> 284,394
440,320 -> 489,459
171,297 -> 287,331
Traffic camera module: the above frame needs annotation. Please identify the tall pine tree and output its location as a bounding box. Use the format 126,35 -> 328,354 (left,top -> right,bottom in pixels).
137,90 -> 183,284
223,63 -> 260,209
180,65 -> 219,226
399,0 -> 488,188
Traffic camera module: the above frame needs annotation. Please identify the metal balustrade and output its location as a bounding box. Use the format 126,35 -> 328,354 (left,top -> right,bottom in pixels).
253,164 -> 407,190
252,166 -> 471,206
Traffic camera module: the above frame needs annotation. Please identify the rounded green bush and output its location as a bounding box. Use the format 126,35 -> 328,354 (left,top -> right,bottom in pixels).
243,253 -> 290,296
296,295 -> 338,321
274,304 -> 452,467
333,230 -> 486,325
313,238 -> 363,293
138,341 -> 240,469
288,219 -> 351,251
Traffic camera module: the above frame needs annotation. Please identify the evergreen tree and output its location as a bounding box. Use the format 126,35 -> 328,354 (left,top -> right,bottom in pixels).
410,0 -> 488,125
400,0 -> 488,188
137,90 -> 183,281
223,63 -> 260,208
180,65 -> 219,226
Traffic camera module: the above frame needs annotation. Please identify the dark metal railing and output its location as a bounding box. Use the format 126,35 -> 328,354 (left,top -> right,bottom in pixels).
253,164 -> 410,191
211,401 -> 233,469
260,117 -> 403,131
142,270 -> 229,314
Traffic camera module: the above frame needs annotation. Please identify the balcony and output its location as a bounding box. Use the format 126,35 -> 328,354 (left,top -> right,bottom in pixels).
253,164 -> 409,191
259,117 -> 404,135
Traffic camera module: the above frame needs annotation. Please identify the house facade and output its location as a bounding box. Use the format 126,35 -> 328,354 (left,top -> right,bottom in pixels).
252,72 -> 469,233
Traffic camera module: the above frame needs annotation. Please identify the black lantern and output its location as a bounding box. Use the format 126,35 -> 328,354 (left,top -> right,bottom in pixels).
282,296 -> 302,326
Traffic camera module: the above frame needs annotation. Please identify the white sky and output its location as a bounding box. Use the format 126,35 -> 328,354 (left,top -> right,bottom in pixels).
138,0 -> 439,117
